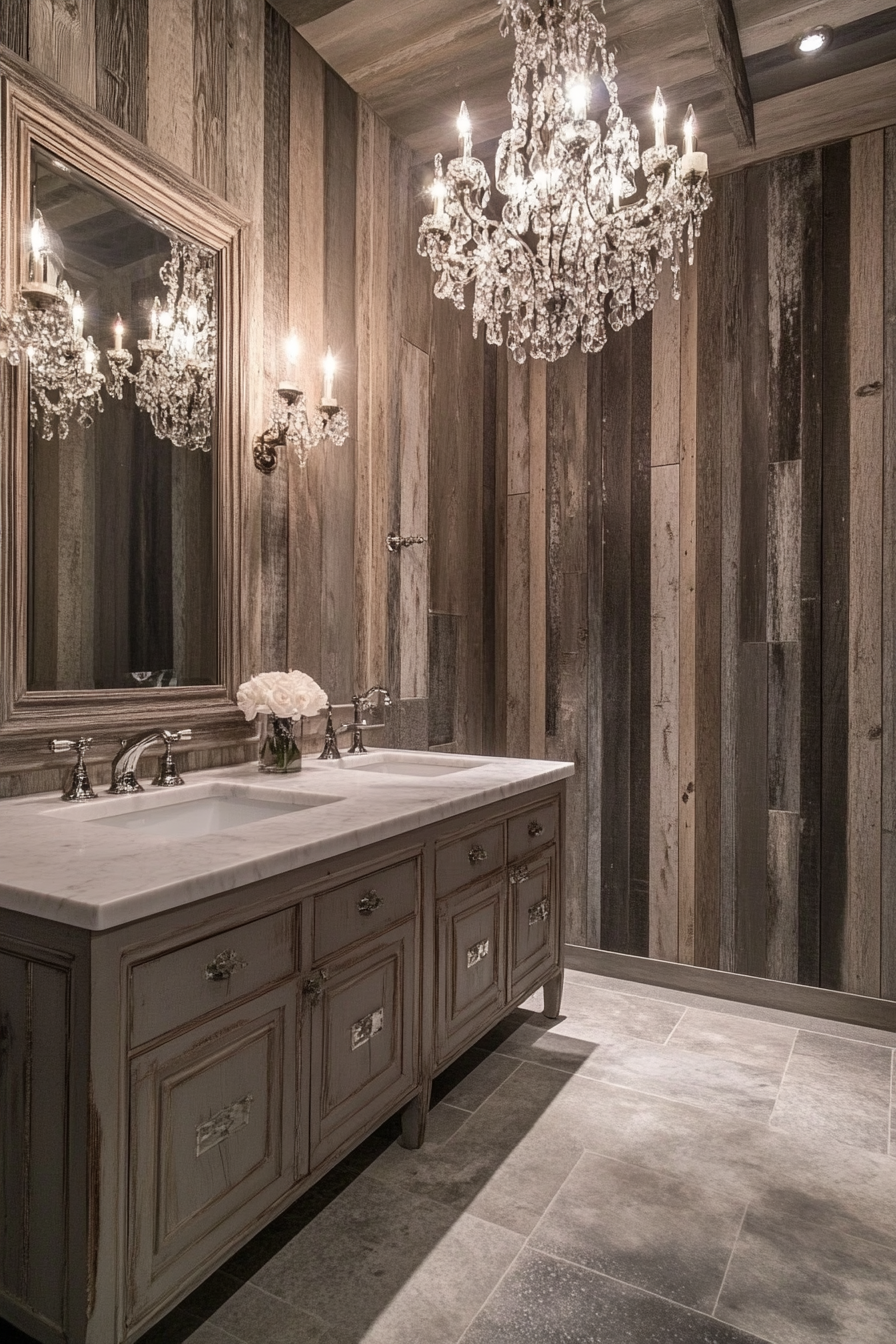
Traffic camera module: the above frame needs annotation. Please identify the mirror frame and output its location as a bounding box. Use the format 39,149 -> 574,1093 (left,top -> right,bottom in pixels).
0,52 -> 256,774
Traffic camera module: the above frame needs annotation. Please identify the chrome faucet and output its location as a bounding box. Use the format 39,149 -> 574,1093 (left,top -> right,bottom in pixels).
108,728 -> 193,794
342,687 -> 391,754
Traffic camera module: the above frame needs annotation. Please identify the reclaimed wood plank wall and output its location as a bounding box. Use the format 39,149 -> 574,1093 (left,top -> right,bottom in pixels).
425,128 -> 896,1001
0,0 -> 428,793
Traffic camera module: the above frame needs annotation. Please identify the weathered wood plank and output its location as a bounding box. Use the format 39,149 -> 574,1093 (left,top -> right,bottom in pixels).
819,139 -> 852,991
321,67 -> 357,703
481,341 -> 498,755
599,330 -> 633,954
192,0 -> 227,195
287,32 -> 325,683
695,192 -> 723,970
260,4 -> 291,673
737,641 -> 769,975
720,170 -> 744,974
505,358 -> 530,759
146,0 -> 194,173
678,256 -> 698,965
0,2 -> 28,56
650,265 -> 681,468
767,810 -> 800,984
493,346 -> 508,754
528,360 -> 547,759
95,0 -> 148,141
649,462 -> 679,963
29,0 -> 96,104
845,129 -> 884,998
767,459 -> 801,644
882,126 -> 896,1000
398,339 -> 429,701
768,641 -> 801,815
226,0 -> 265,684
630,317 -> 652,959
767,155 -> 808,465
428,611 -> 457,747
585,350 -> 603,950
740,163 -> 769,643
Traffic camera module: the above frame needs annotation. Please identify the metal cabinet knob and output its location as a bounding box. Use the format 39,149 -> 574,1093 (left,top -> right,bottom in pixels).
357,890 -> 384,915
510,863 -> 531,885
303,969 -> 329,1004
528,819 -> 544,838
204,950 -> 247,981
468,844 -> 488,865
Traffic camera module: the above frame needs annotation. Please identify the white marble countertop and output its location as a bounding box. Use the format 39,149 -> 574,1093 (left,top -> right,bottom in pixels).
0,750 -> 574,931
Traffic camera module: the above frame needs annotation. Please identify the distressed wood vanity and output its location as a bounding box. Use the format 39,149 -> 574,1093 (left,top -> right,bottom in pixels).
0,756 -> 569,1344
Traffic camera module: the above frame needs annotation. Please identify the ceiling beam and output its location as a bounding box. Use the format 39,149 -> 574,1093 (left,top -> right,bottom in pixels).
268,0 -> 354,27
697,0 -> 755,148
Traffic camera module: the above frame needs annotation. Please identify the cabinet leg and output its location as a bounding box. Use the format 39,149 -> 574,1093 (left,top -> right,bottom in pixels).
542,970 -> 564,1020
400,1080 -> 432,1150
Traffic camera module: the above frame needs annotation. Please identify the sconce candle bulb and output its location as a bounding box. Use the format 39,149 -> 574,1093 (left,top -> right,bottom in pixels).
113,314 -> 124,352
322,346 -> 337,408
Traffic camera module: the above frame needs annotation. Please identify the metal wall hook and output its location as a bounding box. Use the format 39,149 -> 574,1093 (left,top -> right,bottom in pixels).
386,531 -> 427,553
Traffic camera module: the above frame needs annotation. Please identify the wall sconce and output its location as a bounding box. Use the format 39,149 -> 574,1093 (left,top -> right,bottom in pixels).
0,212 -> 106,439
252,335 -> 349,474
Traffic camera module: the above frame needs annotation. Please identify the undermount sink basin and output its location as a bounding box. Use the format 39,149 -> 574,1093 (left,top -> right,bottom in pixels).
44,782 -> 342,840
325,752 -> 483,778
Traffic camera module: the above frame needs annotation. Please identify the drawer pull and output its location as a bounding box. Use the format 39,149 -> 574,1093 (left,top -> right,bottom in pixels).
528,897 -> 550,926
195,1093 -> 253,1156
510,863 -> 531,885
467,938 -> 490,968
351,1006 -> 384,1050
204,949 -> 248,981
528,819 -> 544,838
468,844 -> 488,865
303,970 -> 329,1004
357,890 -> 384,915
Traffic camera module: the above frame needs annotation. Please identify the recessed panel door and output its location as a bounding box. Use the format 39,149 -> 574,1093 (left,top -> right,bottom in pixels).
436,878 -> 505,1065
508,848 -> 558,1001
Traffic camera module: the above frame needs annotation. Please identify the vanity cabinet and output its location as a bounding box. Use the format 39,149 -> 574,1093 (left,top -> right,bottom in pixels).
0,778 -> 565,1344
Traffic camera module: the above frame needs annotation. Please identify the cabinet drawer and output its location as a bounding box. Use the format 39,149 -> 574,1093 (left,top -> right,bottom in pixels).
128,984 -> 297,1326
508,848 -> 559,1001
436,878 -> 505,1065
313,857 -> 419,962
130,909 -> 296,1048
435,821 -> 504,897
308,921 -> 417,1169
507,797 -> 559,862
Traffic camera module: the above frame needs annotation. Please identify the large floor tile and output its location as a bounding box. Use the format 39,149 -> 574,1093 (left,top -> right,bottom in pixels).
666,1007 -> 796,1071
435,1046 -> 522,1112
368,1063 -> 581,1234
206,1281 -> 343,1344
529,1152 -> 747,1312
460,1248 -> 769,1344
522,981 -> 686,1044
251,1173 -> 524,1344
716,1207 -> 896,1344
770,1030 -> 893,1154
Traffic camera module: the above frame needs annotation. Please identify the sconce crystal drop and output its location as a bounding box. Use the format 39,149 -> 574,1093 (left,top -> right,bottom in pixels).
418,0 -> 712,363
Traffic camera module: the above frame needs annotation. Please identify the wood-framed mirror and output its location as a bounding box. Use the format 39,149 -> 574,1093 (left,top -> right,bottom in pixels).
0,53 -> 256,777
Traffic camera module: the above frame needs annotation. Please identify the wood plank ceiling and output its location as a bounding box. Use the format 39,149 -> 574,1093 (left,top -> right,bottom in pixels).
271,0 -> 896,175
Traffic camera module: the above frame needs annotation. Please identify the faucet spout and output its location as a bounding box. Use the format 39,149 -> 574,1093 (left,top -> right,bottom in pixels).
108,728 -> 192,794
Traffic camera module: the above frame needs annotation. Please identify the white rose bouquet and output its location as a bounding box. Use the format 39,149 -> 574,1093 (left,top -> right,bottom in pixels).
237,669 -> 328,723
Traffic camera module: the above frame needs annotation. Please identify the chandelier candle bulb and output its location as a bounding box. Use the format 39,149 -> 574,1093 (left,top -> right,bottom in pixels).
569,79 -> 589,121
71,293 -> 84,342
113,314 -> 124,352
321,347 -> 337,408
653,88 -> 666,148
680,105 -> 708,179
457,101 -> 473,160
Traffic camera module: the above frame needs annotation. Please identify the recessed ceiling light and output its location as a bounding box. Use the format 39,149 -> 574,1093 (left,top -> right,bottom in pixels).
795,25 -> 833,55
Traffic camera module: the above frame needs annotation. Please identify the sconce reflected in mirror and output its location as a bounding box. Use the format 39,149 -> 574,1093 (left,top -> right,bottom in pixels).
252,333 -> 349,473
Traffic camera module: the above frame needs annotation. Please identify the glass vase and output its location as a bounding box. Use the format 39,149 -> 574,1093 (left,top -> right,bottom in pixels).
258,714 -> 303,773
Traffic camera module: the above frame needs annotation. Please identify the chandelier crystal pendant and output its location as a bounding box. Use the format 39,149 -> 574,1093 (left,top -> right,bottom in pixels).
418,0 -> 712,363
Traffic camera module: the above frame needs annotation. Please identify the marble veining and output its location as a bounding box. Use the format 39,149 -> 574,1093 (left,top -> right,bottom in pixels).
0,751 -> 573,930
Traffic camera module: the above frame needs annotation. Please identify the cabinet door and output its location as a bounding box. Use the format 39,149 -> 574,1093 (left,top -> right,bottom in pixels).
436,878 -> 505,1066
507,848 -> 558,1002
308,920 -> 417,1170
128,983 -> 298,1329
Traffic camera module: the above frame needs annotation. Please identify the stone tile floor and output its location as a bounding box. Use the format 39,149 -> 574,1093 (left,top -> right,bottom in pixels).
11,971 -> 895,1344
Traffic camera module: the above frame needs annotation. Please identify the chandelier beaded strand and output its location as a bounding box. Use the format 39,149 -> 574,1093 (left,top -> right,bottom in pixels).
418,0 -> 712,363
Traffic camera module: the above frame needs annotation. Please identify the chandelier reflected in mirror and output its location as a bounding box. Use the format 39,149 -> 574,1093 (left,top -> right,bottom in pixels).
418,0 -> 712,363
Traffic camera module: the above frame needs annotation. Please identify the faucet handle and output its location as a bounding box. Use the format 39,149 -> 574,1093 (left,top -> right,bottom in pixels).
48,737 -> 97,801
153,729 -> 193,788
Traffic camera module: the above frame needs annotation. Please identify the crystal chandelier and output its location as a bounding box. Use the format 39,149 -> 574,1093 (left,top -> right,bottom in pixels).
0,214 -> 106,439
418,0 -> 712,363
131,241 -> 217,452
252,337 -> 350,473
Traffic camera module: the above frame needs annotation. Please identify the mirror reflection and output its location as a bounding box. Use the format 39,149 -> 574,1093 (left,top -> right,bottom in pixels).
25,149 -> 218,692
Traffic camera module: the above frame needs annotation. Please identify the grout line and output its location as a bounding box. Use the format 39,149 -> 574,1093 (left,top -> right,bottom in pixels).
530,1248 -> 779,1344
455,1241 -> 531,1343
712,1200 -> 750,1318
661,1005 -> 690,1047
767,1029 -> 799,1129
